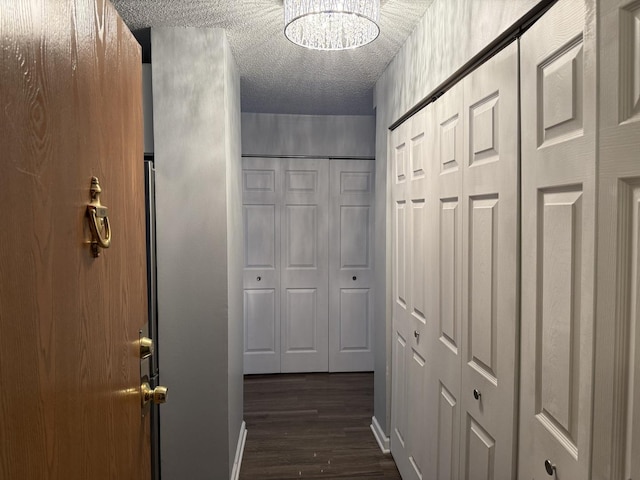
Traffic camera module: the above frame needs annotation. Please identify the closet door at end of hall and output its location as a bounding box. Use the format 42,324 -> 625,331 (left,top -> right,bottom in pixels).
242,158 -> 282,374
280,159 -> 330,373
459,41 -> 519,480
520,0 -> 597,478
329,160 -> 375,372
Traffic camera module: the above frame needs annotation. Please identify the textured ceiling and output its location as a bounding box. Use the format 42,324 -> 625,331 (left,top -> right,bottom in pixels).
111,0 -> 434,115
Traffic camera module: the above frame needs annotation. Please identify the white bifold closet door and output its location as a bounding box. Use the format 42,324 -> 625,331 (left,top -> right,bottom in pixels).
519,0 -> 597,478
329,160 -> 375,372
390,101 -> 435,480
594,0 -> 640,478
459,40 -> 519,479
242,158 -> 282,374
243,157 -> 374,374
390,41 -> 518,480
280,159 -> 330,373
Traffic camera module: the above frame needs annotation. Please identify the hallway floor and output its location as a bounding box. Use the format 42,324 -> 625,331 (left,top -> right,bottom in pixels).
240,372 -> 401,479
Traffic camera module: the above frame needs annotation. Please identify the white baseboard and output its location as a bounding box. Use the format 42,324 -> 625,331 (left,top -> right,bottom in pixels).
230,420 -> 247,480
370,416 -> 390,454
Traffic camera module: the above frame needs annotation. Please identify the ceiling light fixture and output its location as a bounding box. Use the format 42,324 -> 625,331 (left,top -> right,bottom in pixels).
284,0 -> 380,51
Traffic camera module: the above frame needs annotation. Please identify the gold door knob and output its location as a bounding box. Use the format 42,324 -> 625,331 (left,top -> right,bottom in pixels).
139,337 -> 154,359
141,383 -> 168,407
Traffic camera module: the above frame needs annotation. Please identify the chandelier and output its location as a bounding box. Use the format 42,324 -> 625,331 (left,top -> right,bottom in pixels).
284,0 -> 380,51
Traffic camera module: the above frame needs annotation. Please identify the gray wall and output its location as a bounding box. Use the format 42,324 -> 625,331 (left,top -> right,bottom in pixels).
152,27 -> 243,480
241,113 -> 375,157
372,0 -> 543,437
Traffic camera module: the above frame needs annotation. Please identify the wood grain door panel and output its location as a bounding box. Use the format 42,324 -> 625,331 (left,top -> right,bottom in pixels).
0,0 -> 148,478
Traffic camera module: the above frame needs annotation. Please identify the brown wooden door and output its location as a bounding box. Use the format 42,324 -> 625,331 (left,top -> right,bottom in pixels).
0,0 -> 149,479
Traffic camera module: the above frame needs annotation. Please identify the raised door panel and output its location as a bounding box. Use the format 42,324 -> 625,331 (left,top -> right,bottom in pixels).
460,41 -> 519,480
410,200 -> 427,326
392,332 -> 409,453
337,289 -> 371,352
340,205 -> 370,268
437,383 -> 459,480
281,159 -> 329,372
285,205 -> 318,268
244,290 -> 277,352
537,188 -> 583,451
283,288 -> 318,351
467,196 -> 499,383
464,416 -> 496,480
396,201 -> 408,310
244,205 -> 276,270
244,289 -> 279,373
407,349 -> 428,480
329,160 -> 374,372
439,199 -> 459,354
594,0 -> 640,477
242,158 -> 281,374
520,0 -> 596,478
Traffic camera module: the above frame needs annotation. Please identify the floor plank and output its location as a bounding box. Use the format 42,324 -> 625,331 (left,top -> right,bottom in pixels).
240,373 -> 401,479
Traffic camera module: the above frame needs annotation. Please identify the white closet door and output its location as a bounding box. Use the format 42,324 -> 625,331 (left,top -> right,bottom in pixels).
390,119 -> 413,477
431,81 -> 465,480
520,0 -> 597,478
242,158 -> 282,374
406,107 -> 434,480
328,159 -> 375,372
280,159 -> 330,372
390,108 -> 434,480
391,86 -> 465,480
391,110 -> 433,480
593,0 -> 640,478
459,41 -> 519,480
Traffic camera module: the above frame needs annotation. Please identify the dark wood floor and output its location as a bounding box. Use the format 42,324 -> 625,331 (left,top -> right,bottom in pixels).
240,372 -> 401,479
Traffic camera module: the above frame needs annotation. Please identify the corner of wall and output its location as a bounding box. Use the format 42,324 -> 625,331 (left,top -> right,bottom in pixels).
222,31 -> 245,472
153,26 -> 237,480
370,416 -> 391,454
230,421 -> 247,480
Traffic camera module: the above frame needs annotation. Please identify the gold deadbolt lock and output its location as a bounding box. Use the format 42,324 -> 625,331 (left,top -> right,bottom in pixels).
139,337 -> 154,359
141,383 -> 168,407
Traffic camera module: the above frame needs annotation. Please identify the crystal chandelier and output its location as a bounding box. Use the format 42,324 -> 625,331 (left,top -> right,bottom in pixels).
284,0 -> 380,51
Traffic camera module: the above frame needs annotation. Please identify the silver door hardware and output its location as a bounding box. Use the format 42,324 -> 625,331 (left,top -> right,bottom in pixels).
544,460 -> 556,476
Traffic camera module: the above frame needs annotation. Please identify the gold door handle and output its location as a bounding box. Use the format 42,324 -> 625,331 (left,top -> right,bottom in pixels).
86,177 -> 111,257
141,383 -> 168,407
